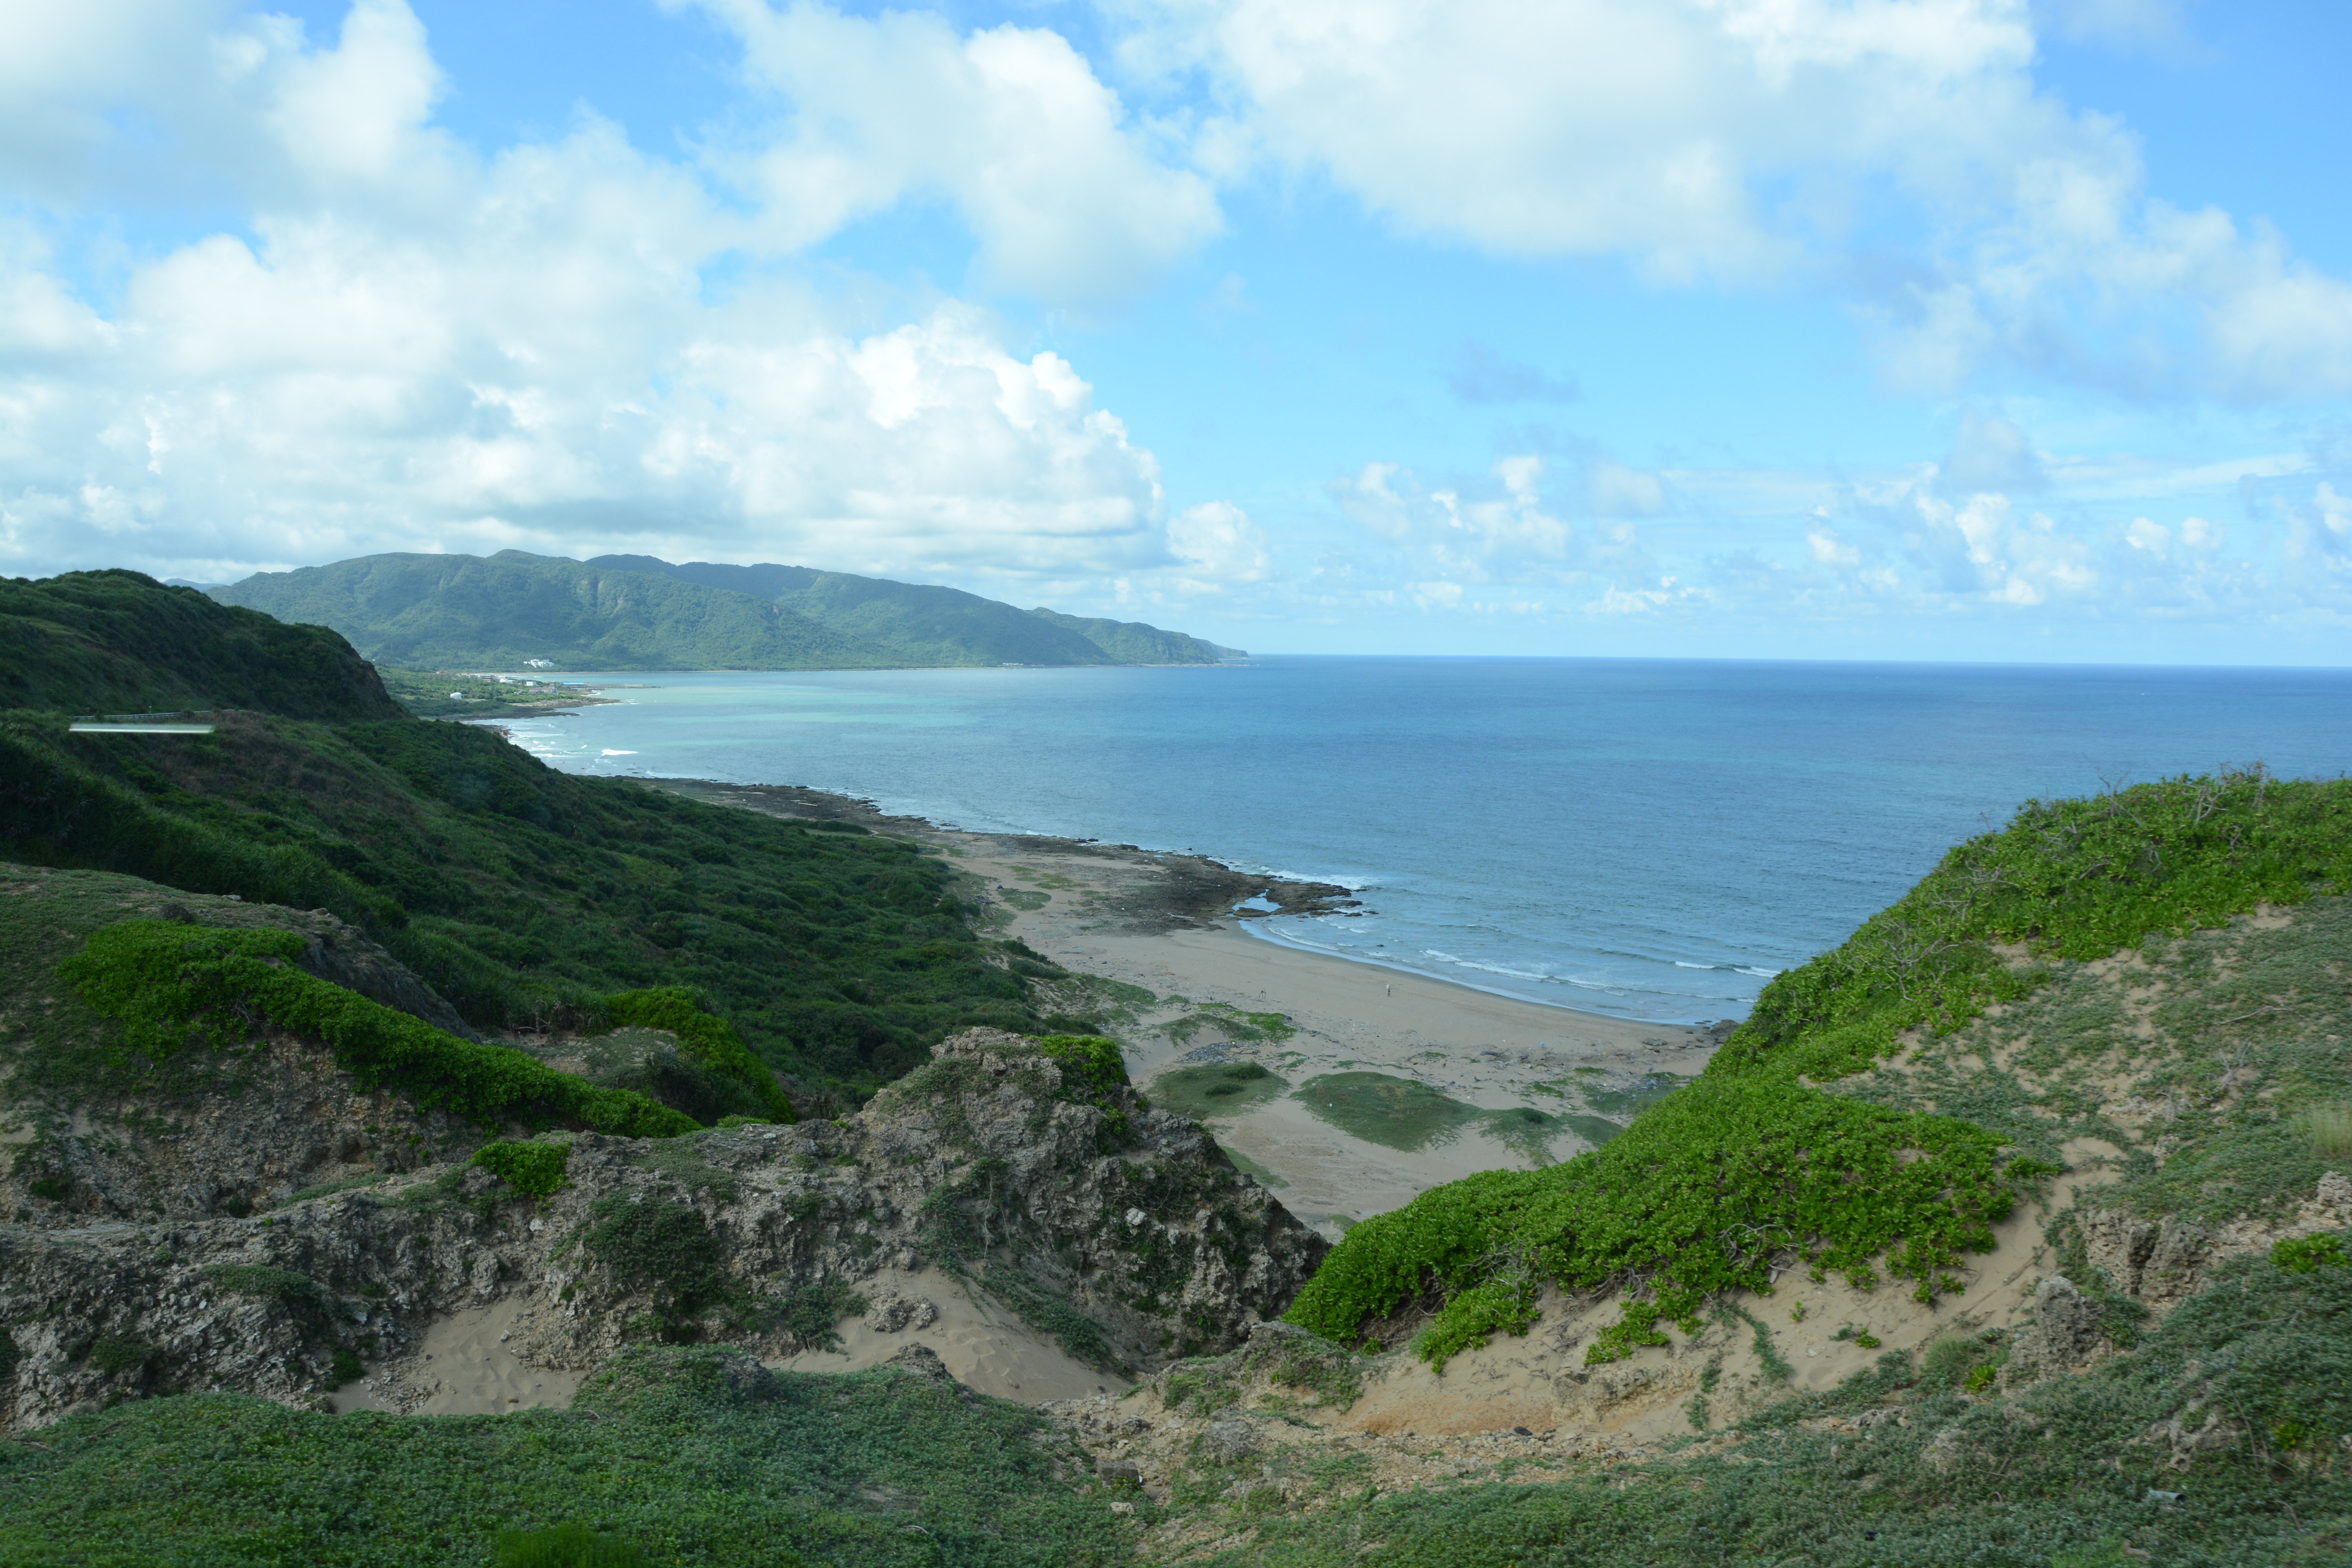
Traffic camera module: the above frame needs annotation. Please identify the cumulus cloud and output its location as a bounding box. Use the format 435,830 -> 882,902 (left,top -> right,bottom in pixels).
1323,451 -> 1685,613
686,0 -> 1220,300
1107,0 -> 2352,401
0,0 -> 1246,593
1938,408 -> 2048,495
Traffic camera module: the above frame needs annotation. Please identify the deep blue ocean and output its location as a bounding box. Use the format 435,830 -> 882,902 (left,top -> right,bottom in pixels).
504,658 -> 2352,1024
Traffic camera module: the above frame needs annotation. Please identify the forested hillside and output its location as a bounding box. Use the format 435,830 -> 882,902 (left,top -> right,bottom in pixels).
0,572 -> 1095,1102
0,571 -> 401,720
211,550 -> 1234,671
210,553 -> 871,671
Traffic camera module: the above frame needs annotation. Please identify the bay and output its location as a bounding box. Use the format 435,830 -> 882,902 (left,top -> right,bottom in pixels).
501,657 -> 2352,1024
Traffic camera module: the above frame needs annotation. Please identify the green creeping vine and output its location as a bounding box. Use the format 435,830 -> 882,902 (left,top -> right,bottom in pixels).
1290,771 -> 2351,1370
59,920 -> 694,1137
1034,1033 -> 1135,1143
1719,766 -> 2352,1085
473,1139 -> 573,1198
1289,1076 -> 2034,1370
604,988 -> 797,1123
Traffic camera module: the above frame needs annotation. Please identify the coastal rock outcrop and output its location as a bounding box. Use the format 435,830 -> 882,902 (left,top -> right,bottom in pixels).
0,1025 -> 1323,1433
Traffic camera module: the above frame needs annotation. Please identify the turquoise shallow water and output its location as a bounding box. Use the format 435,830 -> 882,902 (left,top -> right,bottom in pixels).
501,657 -> 2352,1024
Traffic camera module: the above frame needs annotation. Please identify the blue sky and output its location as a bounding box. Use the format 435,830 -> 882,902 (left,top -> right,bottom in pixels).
4,1 -> 2350,662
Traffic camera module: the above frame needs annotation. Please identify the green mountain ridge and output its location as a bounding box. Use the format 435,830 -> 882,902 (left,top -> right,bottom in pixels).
0,570 -> 403,721
0,571 -> 1099,1103
209,553 -> 873,672
210,550 -> 1237,671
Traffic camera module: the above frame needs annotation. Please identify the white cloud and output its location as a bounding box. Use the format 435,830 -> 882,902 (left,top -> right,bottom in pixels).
1109,0 -> 2352,401
1167,499 -> 1271,583
686,0 -> 1220,299
0,0 -> 1243,594
1808,527 -> 1862,566
1938,407 -> 2047,494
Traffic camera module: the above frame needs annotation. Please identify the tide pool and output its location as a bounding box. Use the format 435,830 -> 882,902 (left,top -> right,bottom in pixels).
500,657 -> 2352,1023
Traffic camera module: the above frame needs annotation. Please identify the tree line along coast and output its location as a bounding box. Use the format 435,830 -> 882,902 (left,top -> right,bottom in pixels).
0,568 -> 2346,1566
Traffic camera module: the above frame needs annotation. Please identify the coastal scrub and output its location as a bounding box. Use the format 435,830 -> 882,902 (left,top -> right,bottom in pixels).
1289,770 -> 2348,1366
59,919 -> 694,1137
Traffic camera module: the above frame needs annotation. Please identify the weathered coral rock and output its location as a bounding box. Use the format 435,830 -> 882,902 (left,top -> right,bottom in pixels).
2079,1211 -> 2209,1304
1,1028 -> 1323,1433
2010,1276 -> 2111,1378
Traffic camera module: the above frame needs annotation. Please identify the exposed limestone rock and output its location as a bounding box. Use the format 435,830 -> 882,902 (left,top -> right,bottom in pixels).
1552,1363 -> 1686,1427
2147,1403 -> 2240,1470
863,1290 -> 938,1333
2079,1210 -> 2209,1304
882,1341 -> 955,1383
0,1027 -> 1322,1433
1201,1412 -> 1258,1464
2009,1276 -> 2111,1379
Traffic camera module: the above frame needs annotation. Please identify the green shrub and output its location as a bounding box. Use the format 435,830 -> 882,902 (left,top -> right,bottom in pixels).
473,1140 -> 573,1198
2272,1232 -> 2348,1274
58,920 -> 694,1137
1286,1074 -> 2026,1362
1292,772 -> 2350,1367
330,1348 -> 363,1387
1719,768 -> 2352,1088
0,702 -> 1065,1102
84,1335 -> 158,1379
758,1280 -> 870,1354
492,1523 -> 653,1567
202,1264 -> 328,1312
1035,1033 -> 1137,1144
583,1195 -> 728,1325
604,988 -> 797,1123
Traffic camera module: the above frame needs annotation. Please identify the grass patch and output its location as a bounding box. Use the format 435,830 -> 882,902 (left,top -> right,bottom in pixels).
58,920 -> 694,1138
1581,1071 -> 1685,1121
1218,1144 -> 1290,1190
1148,1062 -> 1289,1123
1166,1003 -> 1296,1047
2295,1102 -> 2352,1160
1290,1072 -> 1488,1152
492,1523 -> 653,1568
0,1346 -> 1128,1566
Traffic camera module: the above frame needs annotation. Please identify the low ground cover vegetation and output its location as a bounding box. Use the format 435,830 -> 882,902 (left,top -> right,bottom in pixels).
0,1347 -> 1130,1567
1287,771 -> 2351,1370
0,696 -> 1087,1103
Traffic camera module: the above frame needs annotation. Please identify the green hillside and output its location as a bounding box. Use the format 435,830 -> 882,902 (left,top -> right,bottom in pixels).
0,571 -> 403,720
1027,607 -> 1234,663
0,572 -> 1101,1103
593,554 -> 1227,666
1290,768 -> 2352,1362
212,553 -> 875,671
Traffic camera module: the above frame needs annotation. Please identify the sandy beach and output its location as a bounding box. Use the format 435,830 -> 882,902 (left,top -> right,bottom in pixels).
651,778 -> 1732,1235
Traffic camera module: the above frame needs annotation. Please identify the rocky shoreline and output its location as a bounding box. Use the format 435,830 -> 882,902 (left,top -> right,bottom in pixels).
641,777 -> 1363,929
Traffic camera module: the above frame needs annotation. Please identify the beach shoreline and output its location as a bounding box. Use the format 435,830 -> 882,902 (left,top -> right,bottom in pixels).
648,775 -> 1737,1234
